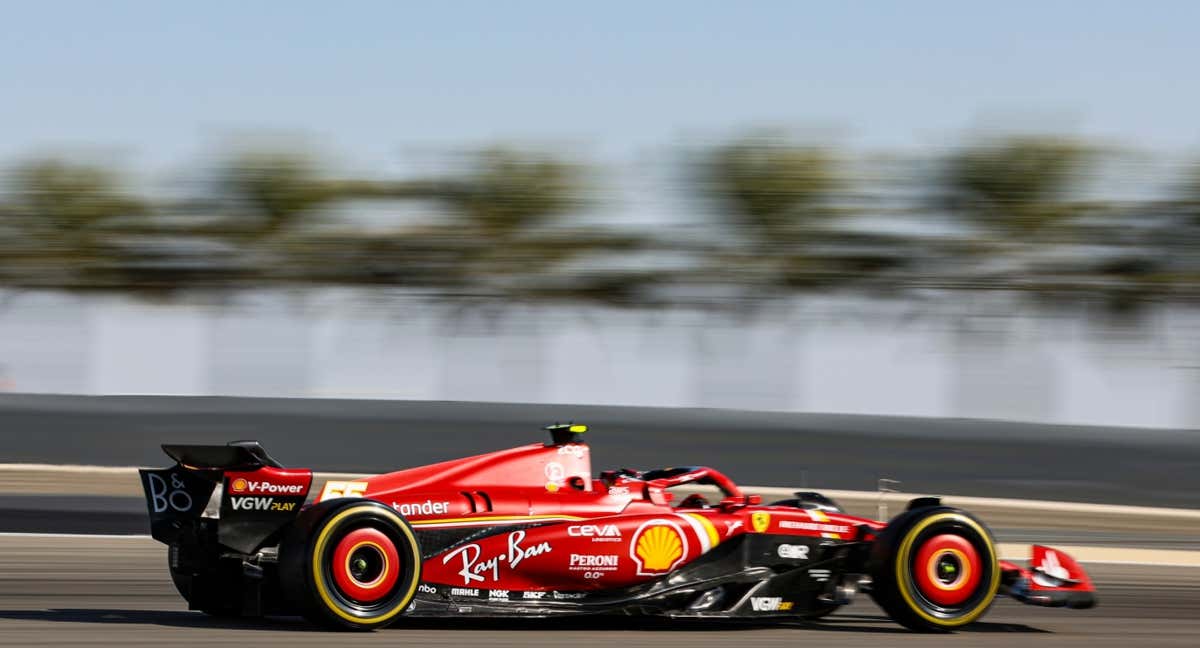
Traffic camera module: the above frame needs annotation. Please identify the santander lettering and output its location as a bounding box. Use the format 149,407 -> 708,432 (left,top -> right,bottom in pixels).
442,530 -> 552,585
392,500 -> 450,517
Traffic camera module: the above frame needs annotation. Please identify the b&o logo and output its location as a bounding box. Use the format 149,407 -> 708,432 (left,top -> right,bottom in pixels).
148,472 -> 193,514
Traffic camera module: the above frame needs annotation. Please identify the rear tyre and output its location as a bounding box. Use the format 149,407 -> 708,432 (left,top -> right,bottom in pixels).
278,499 -> 421,631
868,506 -> 999,632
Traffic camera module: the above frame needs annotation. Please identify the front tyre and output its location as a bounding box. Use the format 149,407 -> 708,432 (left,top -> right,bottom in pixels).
279,499 -> 421,630
868,506 -> 1000,632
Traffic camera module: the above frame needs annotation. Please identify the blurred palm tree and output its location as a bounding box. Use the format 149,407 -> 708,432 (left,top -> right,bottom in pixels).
935,136 -> 1116,298
188,149 -> 465,291
703,139 -> 839,247
689,136 -> 922,409
695,136 -> 913,301
296,147 -> 661,400
0,153 -> 352,298
436,148 -> 653,302
5,137 -> 1190,311
942,137 -> 1092,239
279,147 -> 658,305
1161,163 -> 1200,293
216,150 -> 336,239
445,148 -> 580,236
0,158 -> 159,293
1180,164 -> 1200,237
941,138 -> 1200,309
200,149 -> 362,290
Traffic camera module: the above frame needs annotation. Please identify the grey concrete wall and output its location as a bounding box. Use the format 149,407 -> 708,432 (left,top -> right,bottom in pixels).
1,394 -> 1195,507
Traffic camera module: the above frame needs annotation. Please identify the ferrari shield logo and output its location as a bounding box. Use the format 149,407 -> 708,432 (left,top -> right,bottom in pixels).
751,512 -> 771,533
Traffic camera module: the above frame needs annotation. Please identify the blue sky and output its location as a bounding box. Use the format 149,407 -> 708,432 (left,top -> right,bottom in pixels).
1,1 -> 1197,173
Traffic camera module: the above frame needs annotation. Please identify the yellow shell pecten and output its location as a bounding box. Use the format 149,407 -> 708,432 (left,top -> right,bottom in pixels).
636,525 -> 684,571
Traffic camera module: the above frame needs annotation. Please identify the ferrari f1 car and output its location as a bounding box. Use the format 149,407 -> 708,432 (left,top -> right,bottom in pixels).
139,424 -> 1096,632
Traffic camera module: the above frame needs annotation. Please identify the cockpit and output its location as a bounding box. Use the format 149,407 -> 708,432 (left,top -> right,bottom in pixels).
544,422 -> 760,511
599,465 -> 758,510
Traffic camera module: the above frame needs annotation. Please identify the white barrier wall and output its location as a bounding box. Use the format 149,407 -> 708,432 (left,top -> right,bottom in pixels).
0,290 -> 1197,428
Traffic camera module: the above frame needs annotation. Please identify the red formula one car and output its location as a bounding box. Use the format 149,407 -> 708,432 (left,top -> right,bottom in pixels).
139,424 -> 1096,632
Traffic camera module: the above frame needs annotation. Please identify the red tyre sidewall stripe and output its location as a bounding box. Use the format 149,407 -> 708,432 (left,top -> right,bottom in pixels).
330,527 -> 401,603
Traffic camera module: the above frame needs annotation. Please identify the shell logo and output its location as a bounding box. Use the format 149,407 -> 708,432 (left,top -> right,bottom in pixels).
231,478 -> 248,493
630,520 -> 688,576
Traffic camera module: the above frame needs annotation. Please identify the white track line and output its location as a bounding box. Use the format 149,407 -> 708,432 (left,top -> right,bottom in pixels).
997,543 -> 1200,567
0,532 -> 152,539
0,463 -> 144,474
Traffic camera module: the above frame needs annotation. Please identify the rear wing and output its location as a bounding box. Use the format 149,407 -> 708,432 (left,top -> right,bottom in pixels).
162,440 -> 284,470
139,440 -> 312,554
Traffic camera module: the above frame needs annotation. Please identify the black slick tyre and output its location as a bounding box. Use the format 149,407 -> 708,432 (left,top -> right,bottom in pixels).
278,498 -> 421,630
868,506 -> 1000,632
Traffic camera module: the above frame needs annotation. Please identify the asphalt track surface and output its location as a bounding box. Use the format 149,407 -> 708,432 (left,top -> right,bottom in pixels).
0,535 -> 1196,647
3,394 -> 1199,507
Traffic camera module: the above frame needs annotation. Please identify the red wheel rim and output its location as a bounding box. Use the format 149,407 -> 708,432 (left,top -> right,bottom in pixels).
331,527 -> 402,603
912,533 -> 981,607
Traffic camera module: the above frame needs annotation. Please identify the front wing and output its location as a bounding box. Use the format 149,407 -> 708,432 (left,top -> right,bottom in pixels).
1000,545 -> 1097,609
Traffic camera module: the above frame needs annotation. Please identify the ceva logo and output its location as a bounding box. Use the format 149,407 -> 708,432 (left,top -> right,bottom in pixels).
567,524 -> 621,538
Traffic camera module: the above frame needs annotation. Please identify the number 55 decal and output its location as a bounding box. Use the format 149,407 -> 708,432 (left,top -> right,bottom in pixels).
320,480 -> 368,500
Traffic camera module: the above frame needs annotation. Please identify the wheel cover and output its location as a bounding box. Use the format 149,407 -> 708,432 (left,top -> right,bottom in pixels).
894,512 -> 1000,628
331,527 -> 401,603
912,533 -> 981,607
310,504 -> 422,626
